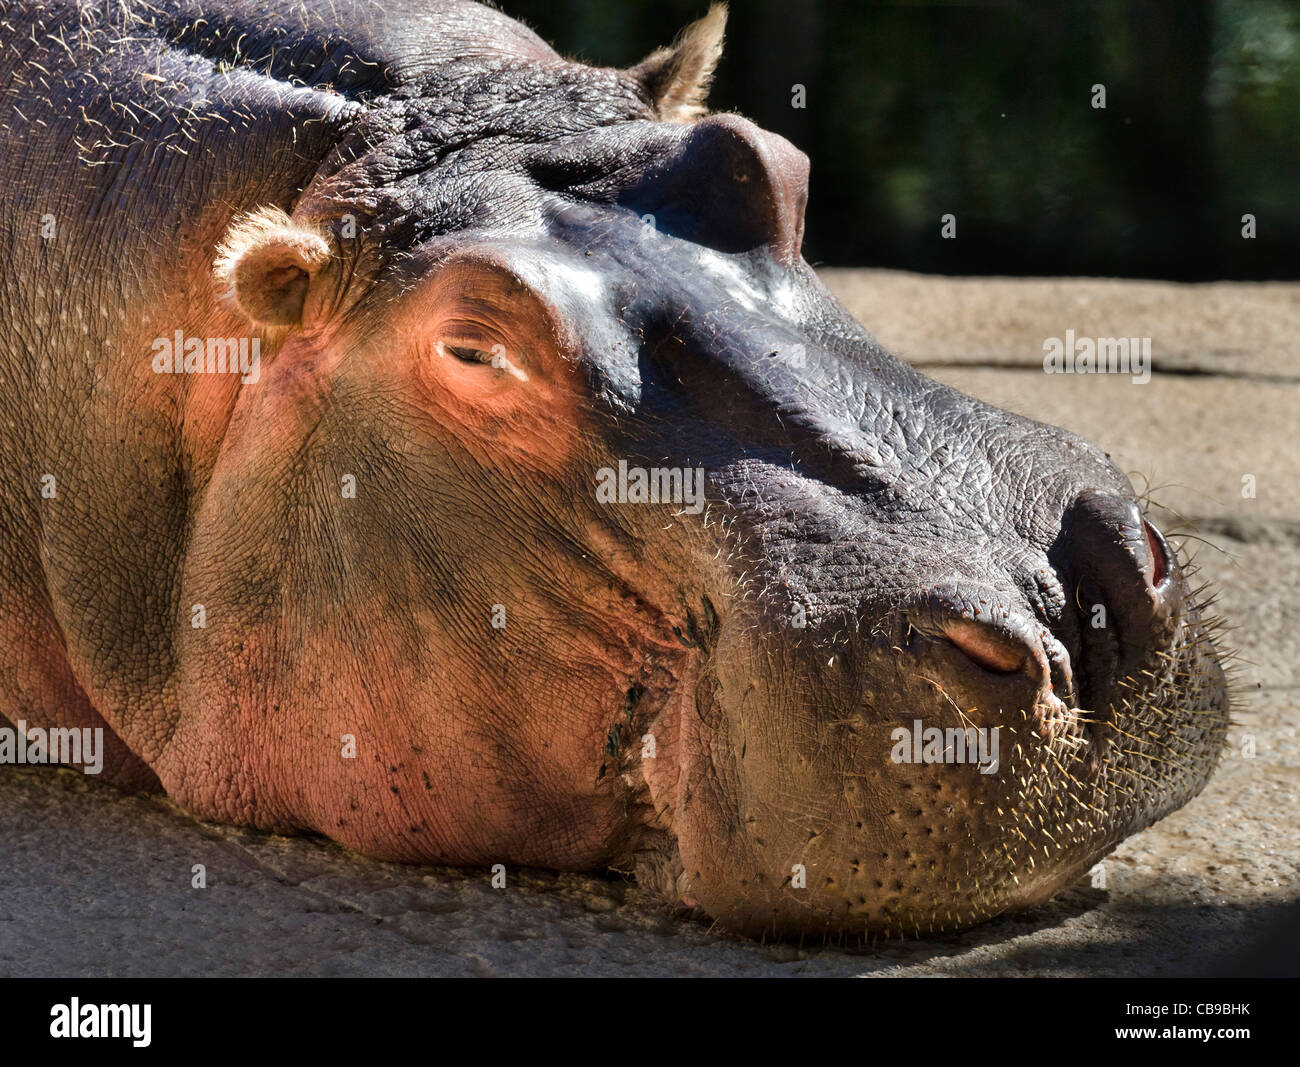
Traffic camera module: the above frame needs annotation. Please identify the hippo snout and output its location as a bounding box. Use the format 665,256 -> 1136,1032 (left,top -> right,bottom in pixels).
632,403 -> 1228,935
925,491 -> 1190,720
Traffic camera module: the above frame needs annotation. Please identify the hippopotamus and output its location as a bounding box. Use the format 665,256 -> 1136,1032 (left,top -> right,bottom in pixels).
0,0 -> 1229,937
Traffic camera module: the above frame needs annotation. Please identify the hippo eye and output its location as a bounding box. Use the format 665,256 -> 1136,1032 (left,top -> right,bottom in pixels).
435,338 -> 529,382
444,343 -> 494,365
421,261 -> 553,385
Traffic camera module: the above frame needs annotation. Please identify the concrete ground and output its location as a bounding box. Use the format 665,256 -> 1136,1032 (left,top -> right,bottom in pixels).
1,271 -> 1296,977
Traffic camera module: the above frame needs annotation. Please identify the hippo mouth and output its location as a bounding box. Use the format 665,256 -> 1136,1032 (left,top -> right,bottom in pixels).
617,504 -> 1230,940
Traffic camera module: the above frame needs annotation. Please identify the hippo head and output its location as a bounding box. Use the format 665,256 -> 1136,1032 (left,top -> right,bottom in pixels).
198,3 -> 1229,937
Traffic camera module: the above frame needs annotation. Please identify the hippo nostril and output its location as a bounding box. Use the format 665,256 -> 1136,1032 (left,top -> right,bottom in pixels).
1065,491 -> 1175,613
941,619 -> 1029,675
1144,519 -> 1171,592
1056,492 -> 1183,715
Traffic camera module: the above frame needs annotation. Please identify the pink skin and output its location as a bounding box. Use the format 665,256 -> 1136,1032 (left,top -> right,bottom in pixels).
147,256 -> 692,870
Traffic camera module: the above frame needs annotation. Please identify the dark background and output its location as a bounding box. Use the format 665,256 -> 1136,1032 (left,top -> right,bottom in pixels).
499,0 -> 1299,280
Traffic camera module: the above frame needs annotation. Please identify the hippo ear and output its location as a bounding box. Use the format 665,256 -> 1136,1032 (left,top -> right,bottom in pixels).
213,207 -> 332,327
632,3 -> 727,124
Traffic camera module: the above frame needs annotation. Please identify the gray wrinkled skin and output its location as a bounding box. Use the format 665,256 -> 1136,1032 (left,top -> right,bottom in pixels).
0,0 -> 1229,937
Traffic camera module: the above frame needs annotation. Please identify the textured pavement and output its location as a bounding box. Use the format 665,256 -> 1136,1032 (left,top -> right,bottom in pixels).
2,271 -> 1296,977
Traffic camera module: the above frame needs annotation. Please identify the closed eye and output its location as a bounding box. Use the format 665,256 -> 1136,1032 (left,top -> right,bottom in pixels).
444,343 -> 495,365
436,339 -> 529,382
